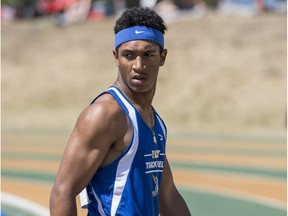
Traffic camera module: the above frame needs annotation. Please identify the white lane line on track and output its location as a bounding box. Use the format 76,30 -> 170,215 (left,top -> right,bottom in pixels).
179,184 -> 287,211
1,192 -> 50,216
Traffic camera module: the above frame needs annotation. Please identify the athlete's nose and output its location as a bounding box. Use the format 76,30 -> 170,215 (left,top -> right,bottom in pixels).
133,56 -> 145,71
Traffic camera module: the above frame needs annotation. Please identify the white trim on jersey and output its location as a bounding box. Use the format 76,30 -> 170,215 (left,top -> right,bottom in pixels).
91,186 -> 106,216
156,115 -> 167,141
108,87 -> 139,216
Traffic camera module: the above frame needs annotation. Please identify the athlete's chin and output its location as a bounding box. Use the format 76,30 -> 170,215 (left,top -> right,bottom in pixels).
131,80 -> 154,92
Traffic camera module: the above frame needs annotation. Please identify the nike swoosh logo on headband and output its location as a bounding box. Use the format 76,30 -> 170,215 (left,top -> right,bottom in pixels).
115,26 -> 164,49
135,30 -> 145,34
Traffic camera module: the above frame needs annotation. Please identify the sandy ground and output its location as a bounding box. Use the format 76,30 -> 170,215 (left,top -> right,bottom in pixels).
2,12 -> 287,136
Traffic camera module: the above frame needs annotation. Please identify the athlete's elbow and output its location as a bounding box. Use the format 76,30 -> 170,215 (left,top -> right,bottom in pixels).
50,183 -> 78,215
50,184 -> 63,209
50,183 -> 74,205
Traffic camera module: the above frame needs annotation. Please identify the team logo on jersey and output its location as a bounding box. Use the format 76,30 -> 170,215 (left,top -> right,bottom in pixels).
144,150 -> 165,174
158,134 -> 164,141
152,150 -> 160,159
152,175 -> 159,197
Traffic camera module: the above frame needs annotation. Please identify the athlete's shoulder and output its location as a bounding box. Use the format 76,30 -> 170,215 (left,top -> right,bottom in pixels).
82,93 -> 124,126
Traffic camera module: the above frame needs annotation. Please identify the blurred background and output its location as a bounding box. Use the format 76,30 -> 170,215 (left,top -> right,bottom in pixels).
1,0 -> 287,215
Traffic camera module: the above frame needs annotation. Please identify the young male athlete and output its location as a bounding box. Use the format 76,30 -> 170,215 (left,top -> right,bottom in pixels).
50,7 -> 191,216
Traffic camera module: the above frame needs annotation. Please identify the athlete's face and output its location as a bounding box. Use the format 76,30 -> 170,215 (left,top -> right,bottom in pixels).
113,40 -> 167,93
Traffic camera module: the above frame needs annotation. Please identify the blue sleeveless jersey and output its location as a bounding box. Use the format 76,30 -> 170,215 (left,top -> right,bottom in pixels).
81,86 -> 167,216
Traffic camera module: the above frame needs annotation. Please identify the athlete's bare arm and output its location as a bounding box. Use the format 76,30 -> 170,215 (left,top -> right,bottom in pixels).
50,94 -> 130,216
159,157 -> 192,216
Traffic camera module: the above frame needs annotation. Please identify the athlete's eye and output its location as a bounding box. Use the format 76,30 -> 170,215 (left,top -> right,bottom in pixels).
123,52 -> 135,60
144,53 -> 154,57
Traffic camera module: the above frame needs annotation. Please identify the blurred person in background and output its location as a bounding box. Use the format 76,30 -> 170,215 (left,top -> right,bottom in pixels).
153,0 -> 207,22
56,0 -> 91,25
217,0 -> 286,15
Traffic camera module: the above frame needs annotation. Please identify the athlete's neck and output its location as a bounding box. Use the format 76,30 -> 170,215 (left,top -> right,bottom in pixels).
114,80 -> 155,128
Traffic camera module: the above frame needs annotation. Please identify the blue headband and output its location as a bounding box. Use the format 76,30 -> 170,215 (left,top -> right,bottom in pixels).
114,26 -> 164,49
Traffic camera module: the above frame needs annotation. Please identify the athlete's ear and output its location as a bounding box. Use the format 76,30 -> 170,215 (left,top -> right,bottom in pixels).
113,50 -> 119,66
160,49 -> 167,67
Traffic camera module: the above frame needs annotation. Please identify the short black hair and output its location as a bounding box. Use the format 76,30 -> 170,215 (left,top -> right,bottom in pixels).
114,7 -> 167,34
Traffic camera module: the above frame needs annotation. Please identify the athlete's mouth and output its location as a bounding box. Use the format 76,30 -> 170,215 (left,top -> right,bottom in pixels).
132,74 -> 147,81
